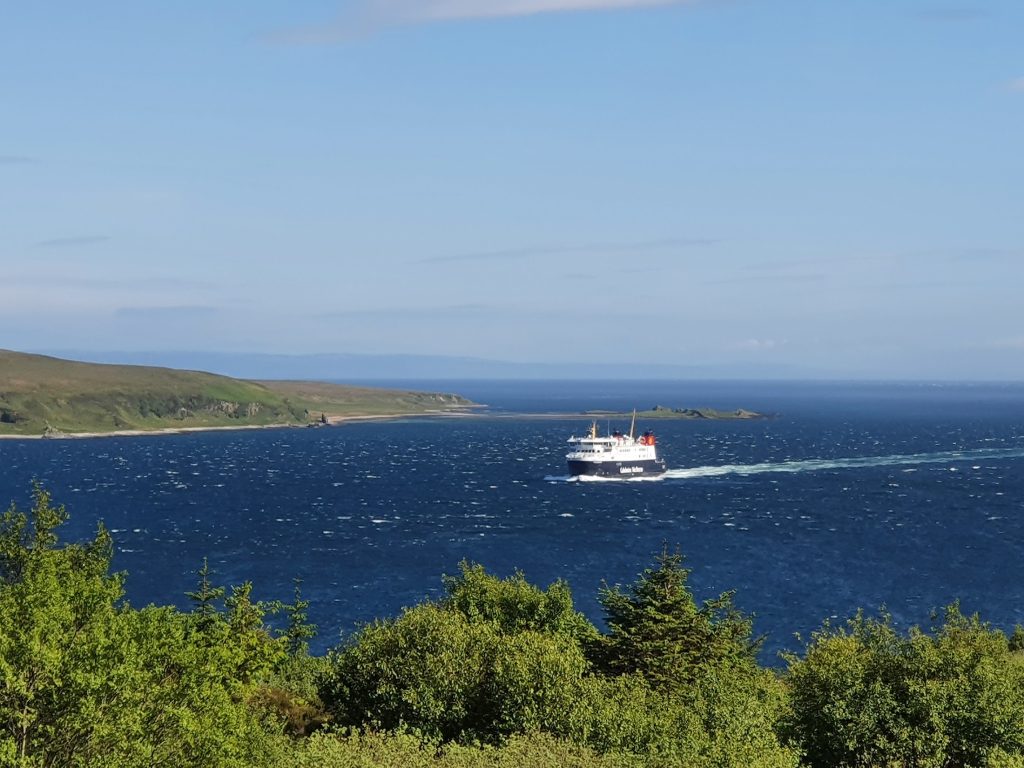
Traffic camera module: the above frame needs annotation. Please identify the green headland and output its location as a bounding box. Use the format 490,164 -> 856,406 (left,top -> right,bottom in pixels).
0,349 -> 473,437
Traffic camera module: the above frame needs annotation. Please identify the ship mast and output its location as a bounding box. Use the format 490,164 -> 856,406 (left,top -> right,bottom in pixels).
629,408 -> 636,440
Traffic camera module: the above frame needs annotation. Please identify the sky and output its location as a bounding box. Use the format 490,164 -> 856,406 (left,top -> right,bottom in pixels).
1,1 -> 1022,378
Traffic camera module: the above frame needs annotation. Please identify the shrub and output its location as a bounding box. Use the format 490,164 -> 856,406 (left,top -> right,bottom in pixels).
783,605 -> 1024,767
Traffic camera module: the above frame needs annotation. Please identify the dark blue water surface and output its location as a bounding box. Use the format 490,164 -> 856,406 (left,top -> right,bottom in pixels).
2,380 -> 1024,661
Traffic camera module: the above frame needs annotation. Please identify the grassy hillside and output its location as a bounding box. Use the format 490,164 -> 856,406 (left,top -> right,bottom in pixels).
0,350 -> 473,436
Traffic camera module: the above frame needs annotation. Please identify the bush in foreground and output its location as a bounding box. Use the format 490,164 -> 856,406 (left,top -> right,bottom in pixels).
783,606 -> 1024,768
321,557 -> 798,767
0,486 -> 288,767
291,730 -> 642,768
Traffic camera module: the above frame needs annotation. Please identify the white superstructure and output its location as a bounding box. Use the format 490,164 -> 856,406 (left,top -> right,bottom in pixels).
566,412 -> 666,477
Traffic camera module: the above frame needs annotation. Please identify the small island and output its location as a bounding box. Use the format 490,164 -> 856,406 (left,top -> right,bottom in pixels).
583,405 -> 769,420
0,350 -> 475,438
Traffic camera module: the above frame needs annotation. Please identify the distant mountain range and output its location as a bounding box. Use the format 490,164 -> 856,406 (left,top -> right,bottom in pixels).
37,350 -> 825,381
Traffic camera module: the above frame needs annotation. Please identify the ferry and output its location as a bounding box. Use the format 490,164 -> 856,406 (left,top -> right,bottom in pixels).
566,411 -> 666,478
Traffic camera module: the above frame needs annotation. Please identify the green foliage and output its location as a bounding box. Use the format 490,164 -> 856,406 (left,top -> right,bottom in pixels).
321,559 -> 797,767
222,581 -> 288,686
1010,625 -> 1024,653
596,545 -> 757,691
0,492 -> 797,767
322,602 -> 590,743
82,604 -> 288,767
442,561 -> 599,644
14,487 -> 1024,768
257,580 -> 328,738
289,722 -> 796,768
186,556 -> 226,633
569,673 -> 686,757
290,729 -> 650,768
0,485 -> 289,767
484,628 -> 591,738
684,661 -> 796,768
184,566 -> 330,739
581,547 -> 795,767
283,578 -> 318,658
0,485 -> 121,765
323,565 -> 610,744
323,604 -> 489,739
783,605 -> 1024,768
567,658 -> 797,767
252,679 -> 330,738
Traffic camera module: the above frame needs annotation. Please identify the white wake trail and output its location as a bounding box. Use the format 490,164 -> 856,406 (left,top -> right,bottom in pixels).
663,446 -> 1024,480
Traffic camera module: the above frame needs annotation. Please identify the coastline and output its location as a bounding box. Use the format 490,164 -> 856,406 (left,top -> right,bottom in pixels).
431,410 -> 770,421
0,406 -> 764,440
0,409 -> 478,441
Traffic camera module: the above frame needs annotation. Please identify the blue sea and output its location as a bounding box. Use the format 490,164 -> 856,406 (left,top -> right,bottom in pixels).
2,380 -> 1024,661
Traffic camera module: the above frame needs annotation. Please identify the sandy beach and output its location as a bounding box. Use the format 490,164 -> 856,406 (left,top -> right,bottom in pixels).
0,409 -> 479,441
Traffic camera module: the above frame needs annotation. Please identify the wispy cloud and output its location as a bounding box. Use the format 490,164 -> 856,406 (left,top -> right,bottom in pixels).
419,237 -> 716,264
986,336 -> 1024,350
917,6 -> 991,23
1010,78 -> 1024,92
316,303 -> 658,321
35,235 -> 110,249
0,155 -> 36,165
390,0 -> 698,21
8,274 -> 217,291
705,273 -> 827,286
734,338 -> 785,351
905,246 -> 1024,263
115,306 -> 220,320
316,303 -> 490,319
945,246 -> 1022,261
279,0 -> 703,43
872,279 -> 977,291
744,247 -> 1021,271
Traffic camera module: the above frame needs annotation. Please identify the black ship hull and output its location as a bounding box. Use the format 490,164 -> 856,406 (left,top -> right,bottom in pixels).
567,458 -> 666,478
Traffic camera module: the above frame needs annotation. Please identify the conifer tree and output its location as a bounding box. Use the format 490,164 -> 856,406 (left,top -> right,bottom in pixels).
185,556 -> 225,632
226,581 -> 285,683
284,577 -> 317,657
596,545 -> 757,691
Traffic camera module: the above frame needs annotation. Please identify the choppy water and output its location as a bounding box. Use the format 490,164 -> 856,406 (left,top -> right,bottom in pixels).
2,380 -> 1023,660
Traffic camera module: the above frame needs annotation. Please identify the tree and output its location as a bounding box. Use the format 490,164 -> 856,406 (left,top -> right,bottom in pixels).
595,546 -> 757,692
588,548 -> 796,767
1010,625 -> 1024,653
442,560 -> 598,644
783,605 -> 1024,768
87,604 -> 288,767
322,598 -> 592,744
257,578 -> 328,736
283,578 -> 317,657
321,560 -> 796,766
0,485 -> 121,764
185,556 -> 226,633
224,581 -> 286,684
324,603 -> 499,741
0,486 -> 288,767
